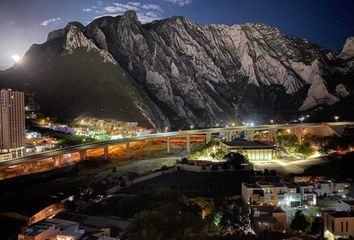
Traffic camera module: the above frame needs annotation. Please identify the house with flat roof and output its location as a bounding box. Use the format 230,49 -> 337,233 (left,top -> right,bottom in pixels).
221,139 -> 276,161
252,206 -> 287,233
336,200 -> 354,212
242,181 -> 316,207
313,180 -> 351,197
0,193 -> 73,225
324,211 -> 354,240
18,218 -> 84,240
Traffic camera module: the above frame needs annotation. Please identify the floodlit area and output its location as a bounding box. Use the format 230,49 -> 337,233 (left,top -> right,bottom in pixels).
253,157 -> 323,174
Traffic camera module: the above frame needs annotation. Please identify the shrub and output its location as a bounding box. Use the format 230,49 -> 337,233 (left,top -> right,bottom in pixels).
221,163 -> 230,170
160,165 -> 168,171
181,158 -> 189,164
127,171 -> 139,181
120,181 -> 126,187
211,165 -> 219,171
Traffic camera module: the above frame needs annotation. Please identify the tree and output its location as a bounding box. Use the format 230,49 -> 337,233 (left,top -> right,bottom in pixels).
129,229 -> 162,240
195,197 -> 215,219
310,217 -> 321,234
224,152 -> 247,169
290,210 -> 309,232
263,169 -> 270,176
215,150 -> 226,160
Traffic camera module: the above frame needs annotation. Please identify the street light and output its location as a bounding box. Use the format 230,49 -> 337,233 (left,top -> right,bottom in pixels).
190,125 -> 194,129
270,119 -> 274,124
334,116 -> 339,122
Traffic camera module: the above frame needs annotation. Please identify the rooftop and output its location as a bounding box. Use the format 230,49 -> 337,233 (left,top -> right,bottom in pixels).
330,211 -> 354,218
343,200 -> 354,206
243,181 -> 286,188
20,218 -> 79,237
20,221 -> 58,237
0,191 -> 73,217
254,215 -> 280,224
222,139 -> 275,149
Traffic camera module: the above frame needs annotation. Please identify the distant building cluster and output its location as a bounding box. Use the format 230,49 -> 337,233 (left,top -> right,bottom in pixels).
73,117 -> 150,140
36,117 -> 151,141
242,176 -> 352,235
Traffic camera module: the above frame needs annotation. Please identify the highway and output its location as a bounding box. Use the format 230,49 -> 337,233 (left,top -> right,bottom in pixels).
1,121 -> 353,167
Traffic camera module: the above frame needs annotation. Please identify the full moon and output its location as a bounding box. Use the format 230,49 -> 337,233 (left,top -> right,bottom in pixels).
11,54 -> 21,63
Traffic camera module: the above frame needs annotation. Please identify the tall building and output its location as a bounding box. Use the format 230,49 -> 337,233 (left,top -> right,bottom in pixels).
0,89 -> 25,159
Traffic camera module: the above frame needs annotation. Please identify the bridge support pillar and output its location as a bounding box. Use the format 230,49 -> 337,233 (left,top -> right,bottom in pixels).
79,150 -> 87,161
206,132 -> 212,144
226,132 -> 232,142
147,140 -> 151,157
23,162 -> 31,173
186,135 -> 191,154
167,137 -> 171,154
53,155 -> 63,167
104,146 -> 109,160
247,130 -> 255,141
294,128 -> 302,142
269,129 -> 276,142
126,142 -> 130,157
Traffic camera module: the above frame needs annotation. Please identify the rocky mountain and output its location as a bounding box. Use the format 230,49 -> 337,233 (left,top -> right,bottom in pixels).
1,11 -> 353,129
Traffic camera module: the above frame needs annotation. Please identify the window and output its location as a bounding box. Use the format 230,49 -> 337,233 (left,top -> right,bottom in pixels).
341,221 -> 344,232
346,221 -> 348,232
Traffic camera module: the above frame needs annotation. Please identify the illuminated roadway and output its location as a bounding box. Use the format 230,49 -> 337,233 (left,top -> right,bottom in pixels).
1,121 -> 353,168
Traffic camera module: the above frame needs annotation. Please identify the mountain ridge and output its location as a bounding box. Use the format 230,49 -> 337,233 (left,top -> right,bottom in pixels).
1,10 -> 353,128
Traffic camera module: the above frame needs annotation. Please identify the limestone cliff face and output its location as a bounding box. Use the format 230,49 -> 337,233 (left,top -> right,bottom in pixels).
2,11 -> 353,128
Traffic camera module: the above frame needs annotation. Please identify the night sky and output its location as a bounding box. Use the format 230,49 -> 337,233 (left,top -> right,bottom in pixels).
0,0 -> 353,70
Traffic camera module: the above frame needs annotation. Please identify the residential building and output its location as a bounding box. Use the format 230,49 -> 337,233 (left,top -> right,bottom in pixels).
1,193 -> 73,225
18,220 -> 60,240
221,139 -> 276,161
252,206 -> 287,232
336,200 -> 354,212
18,218 -> 84,240
0,89 -> 25,159
324,211 -> 354,240
297,183 -> 317,206
314,180 -> 351,197
242,181 -> 316,207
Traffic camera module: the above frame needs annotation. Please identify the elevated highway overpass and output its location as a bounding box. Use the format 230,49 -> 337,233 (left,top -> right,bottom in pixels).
0,122 -> 353,180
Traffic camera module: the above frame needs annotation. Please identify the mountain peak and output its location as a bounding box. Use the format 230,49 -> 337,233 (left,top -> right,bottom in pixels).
65,21 -> 85,30
341,36 -> 354,57
121,10 -> 139,23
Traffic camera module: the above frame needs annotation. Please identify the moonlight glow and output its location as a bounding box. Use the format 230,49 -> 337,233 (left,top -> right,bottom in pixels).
12,54 -> 21,63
